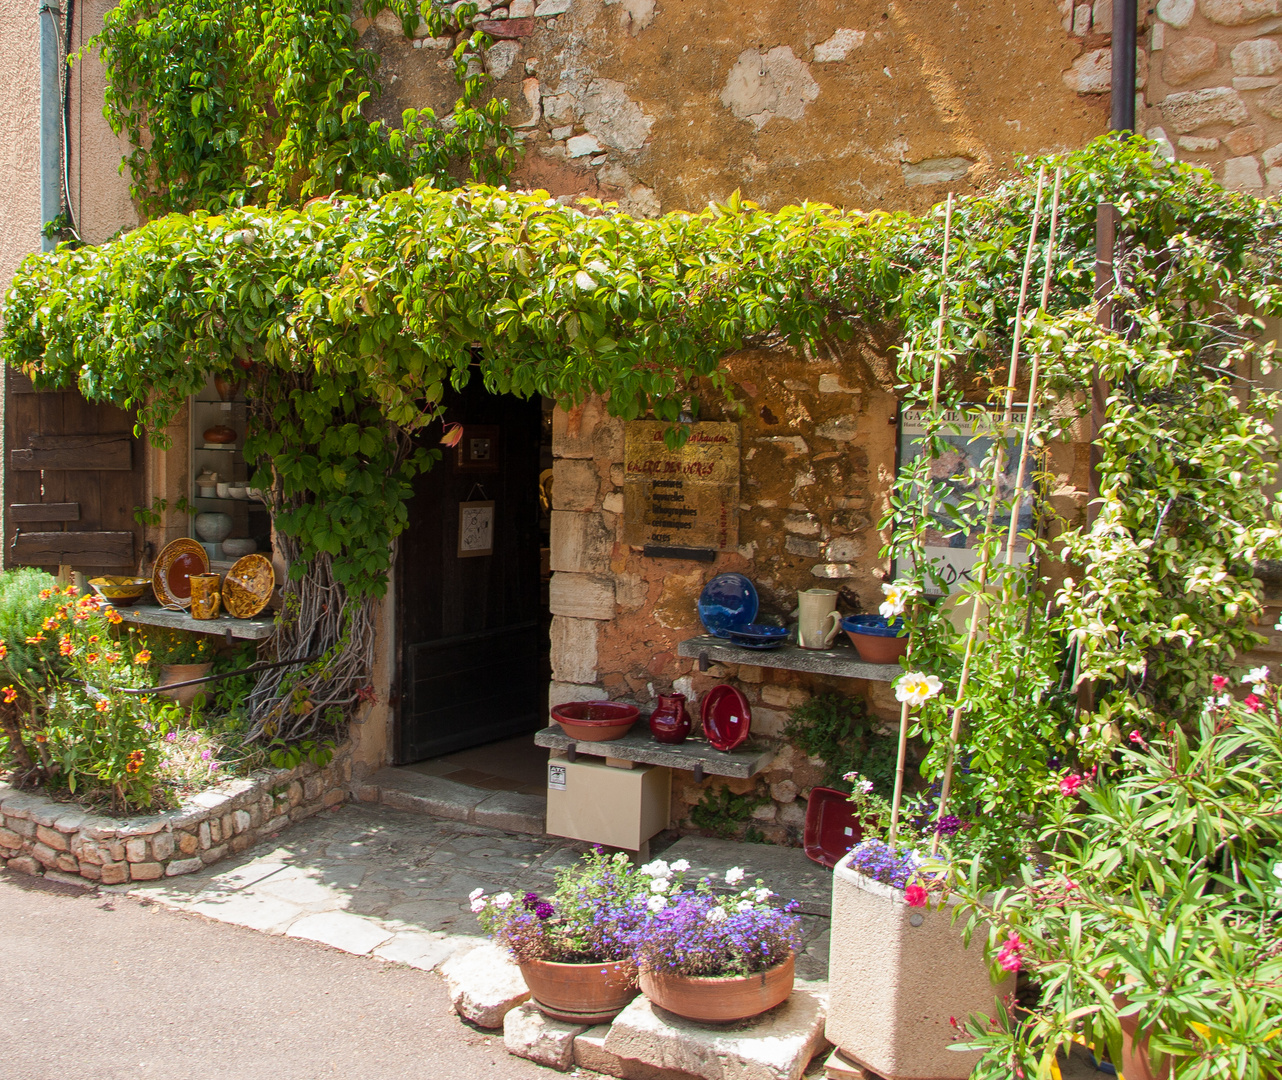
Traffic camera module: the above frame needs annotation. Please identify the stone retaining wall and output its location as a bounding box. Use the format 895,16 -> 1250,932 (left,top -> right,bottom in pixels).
0,745 -> 351,885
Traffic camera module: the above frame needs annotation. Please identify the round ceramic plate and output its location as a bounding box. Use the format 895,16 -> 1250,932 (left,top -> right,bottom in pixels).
701,683 -> 752,753
152,539 -> 210,609
697,573 -> 759,638
223,553 -> 275,619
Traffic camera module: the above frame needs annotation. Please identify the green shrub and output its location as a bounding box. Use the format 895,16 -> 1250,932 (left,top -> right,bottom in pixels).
782,692 -> 895,794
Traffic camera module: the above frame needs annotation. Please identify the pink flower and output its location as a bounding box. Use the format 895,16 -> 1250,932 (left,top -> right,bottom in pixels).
1212,674 -> 1229,691
1246,694 -> 1263,712
996,933 -> 1025,972
1128,730 -> 1148,748
1059,773 -> 1084,797
904,884 -> 928,908
201,749 -> 211,761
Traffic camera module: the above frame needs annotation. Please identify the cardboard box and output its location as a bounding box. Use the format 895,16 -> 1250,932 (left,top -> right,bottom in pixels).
545,758 -> 671,851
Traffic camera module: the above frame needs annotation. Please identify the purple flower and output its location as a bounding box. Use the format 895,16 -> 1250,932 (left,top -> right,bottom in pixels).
522,892 -> 540,911
848,839 -> 921,889
201,749 -> 211,761
534,902 -> 554,920
934,814 -> 964,837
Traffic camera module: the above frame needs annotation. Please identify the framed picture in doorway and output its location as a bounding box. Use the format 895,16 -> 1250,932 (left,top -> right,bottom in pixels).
455,425 -> 501,473
457,500 -> 496,558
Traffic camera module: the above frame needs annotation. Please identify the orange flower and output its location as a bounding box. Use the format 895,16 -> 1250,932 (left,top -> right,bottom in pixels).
59,635 -> 73,657
105,652 -> 121,664
42,616 -> 59,631
24,633 -> 45,645
0,642 -> 7,660
125,749 -> 145,774
34,732 -> 46,743
38,589 -> 52,600
89,635 -> 99,644
64,585 -> 77,597
95,699 -> 109,712
2,686 -> 16,704
86,653 -> 99,664
135,650 -> 152,664
105,609 -> 123,625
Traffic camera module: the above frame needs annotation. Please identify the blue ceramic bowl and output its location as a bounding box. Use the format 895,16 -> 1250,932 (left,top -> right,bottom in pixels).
841,614 -> 905,638
728,623 -> 788,642
698,573 -> 760,638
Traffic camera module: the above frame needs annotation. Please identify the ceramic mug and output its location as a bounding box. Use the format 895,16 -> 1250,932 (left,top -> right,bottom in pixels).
189,574 -> 222,620
797,588 -> 842,649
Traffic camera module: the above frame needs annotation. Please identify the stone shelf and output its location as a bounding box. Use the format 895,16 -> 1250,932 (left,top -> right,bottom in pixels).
534,726 -> 776,779
113,602 -> 276,641
677,635 -> 901,682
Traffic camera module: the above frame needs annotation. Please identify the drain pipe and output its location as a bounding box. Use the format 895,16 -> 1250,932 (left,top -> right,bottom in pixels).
1110,0 -> 1138,132
39,2 -> 62,252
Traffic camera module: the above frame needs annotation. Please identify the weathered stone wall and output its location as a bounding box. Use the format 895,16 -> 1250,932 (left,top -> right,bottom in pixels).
0,746 -> 351,886
548,344 -> 914,844
367,0 -> 1108,215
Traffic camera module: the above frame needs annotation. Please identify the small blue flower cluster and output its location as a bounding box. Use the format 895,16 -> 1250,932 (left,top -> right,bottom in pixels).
848,838 -> 921,889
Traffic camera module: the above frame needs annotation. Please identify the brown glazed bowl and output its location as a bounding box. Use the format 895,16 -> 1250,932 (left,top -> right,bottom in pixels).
550,700 -> 640,742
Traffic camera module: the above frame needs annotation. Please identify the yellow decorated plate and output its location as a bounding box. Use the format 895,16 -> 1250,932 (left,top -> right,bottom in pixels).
223,554 -> 275,619
151,539 -> 209,610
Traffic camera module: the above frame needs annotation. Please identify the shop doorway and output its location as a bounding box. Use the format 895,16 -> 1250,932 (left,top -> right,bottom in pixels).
394,382 -> 552,763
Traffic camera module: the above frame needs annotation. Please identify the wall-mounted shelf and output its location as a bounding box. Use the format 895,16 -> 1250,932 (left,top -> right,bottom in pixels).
114,602 -> 275,641
676,635 -> 902,683
534,726 -> 775,779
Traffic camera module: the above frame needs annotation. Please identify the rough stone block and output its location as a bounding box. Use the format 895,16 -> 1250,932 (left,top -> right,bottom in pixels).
201,844 -> 229,865
166,857 -> 203,876
44,869 -> 94,889
100,862 -> 129,885
77,862 -> 103,882
6,817 -> 35,839
6,856 -> 39,876
504,1002 -> 585,1071
130,862 -> 164,881
35,825 -> 69,852
1224,155 -> 1264,190
509,0 -> 534,14
603,987 -> 830,1080
229,833 -> 256,853
31,843 -> 59,868
303,775 -> 323,802
232,810 -> 251,834
264,815 -> 291,832
440,943 -> 531,1028
1156,0 -> 1194,26
1163,35 -> 1217,85
323,788 -> 346,808
151,831 -> 175,861
549,573 -> 616,619
125,837 -> 148,863
550,615 -> 600,685
1233,37 -> 1282,76
1225,124 -> 1265,155
550,511 -> 612,575
198,821 -> 212,849
0,827 -> 24,850
1200,0 -> 1281,25
1160,87 -> 1249,133
178,832 -> 200,856
55,853 -> 78,872
552,458 -> 601,511
52,810 -> 87,833
373,769 -> 488,822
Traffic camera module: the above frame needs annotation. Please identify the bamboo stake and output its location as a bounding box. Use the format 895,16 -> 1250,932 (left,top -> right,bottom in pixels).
889,194 -> 954,850
1003,167 -> 1064,568
930,165 -> 1047,855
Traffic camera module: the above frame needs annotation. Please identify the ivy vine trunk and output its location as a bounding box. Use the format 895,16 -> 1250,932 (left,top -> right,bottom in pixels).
826,854 -> 1007,1080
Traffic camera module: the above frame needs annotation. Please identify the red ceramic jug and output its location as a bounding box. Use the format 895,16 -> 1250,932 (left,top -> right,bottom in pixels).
649,693 -> 692,744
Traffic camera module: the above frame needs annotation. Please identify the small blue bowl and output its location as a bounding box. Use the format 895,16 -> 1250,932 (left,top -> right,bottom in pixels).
841,615 -> 905,638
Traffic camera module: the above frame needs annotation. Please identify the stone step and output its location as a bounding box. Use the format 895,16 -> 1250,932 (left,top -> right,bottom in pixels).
354,767 -> 546,837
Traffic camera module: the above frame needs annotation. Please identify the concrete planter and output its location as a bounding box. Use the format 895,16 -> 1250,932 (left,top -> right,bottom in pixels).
826,852 -> 1008,1080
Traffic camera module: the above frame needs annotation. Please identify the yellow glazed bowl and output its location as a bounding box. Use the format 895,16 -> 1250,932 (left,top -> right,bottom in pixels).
88,576 -> 149,606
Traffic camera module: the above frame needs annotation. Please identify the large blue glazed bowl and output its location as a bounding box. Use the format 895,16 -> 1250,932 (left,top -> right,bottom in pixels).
698,573 -> 760,638
841,615 -> 908,664
840,615 -> 905,638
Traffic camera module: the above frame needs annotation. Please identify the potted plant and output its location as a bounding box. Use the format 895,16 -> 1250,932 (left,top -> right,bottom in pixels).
471,849 -> 646,1024
142,628 -> 216,707
627,861 -> 803,1023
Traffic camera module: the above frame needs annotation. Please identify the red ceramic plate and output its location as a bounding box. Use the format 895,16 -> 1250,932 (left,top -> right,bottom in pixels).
700,684 -> 751,752
803,787 -> 871,869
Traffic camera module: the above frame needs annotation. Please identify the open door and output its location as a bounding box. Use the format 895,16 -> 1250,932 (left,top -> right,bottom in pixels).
4,369 -> 145,573
395,382 -> 547,762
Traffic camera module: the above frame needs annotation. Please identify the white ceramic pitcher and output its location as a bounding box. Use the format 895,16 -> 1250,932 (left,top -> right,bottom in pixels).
797,588 -> 842,649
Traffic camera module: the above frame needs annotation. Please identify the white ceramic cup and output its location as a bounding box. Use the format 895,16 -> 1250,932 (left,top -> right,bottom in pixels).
216,482 -> 232,498
798,588 -> 842,649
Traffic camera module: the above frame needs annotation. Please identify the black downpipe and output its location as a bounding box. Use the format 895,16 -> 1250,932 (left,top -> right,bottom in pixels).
1110,0 -> 1138,133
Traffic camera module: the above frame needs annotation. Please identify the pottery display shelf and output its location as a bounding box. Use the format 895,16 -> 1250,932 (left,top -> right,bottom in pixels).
677,634 -> 902,682
534,725 -> 775,780
111,601 -> 276,643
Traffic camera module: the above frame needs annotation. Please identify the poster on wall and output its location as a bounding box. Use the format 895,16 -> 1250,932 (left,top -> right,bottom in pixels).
895,408 -> 1036,595
622,421 -> 741,553
457,500 -> 495,558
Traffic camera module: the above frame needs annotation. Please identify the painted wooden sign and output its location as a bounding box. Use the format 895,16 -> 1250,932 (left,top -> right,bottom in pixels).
623,421 -> 740,552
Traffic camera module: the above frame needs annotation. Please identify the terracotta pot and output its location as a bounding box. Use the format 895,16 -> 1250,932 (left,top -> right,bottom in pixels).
648,693 -> 691,745
842,616 -> 910,665
1114,990 -> 1173,1080
520,958 -> 639,1025
159,663 -> 213,708
638,955 -> 794,1023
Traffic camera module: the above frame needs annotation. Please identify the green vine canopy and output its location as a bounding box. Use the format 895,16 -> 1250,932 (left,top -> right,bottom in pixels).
5,133 -> 1282,765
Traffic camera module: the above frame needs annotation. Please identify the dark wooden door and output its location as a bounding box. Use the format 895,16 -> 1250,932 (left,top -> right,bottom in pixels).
4,369 -> 144,572
395,384 -> 546,762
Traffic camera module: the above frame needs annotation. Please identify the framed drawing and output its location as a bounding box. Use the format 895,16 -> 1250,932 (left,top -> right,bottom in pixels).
455,425 -> 501,473
457,500 -> 495,558
894,407 -> 1036,595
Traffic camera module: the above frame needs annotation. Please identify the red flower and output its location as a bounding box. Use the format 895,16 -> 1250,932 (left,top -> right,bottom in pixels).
904,884 -> 929,908
1212,674 -> 1229,691
1128,730 -> 1148,748
94,699 -> 109,713
0,643 -> 7,660
59,635 -> 73,657
2,686 -> 16,704
996,933 -> 1025,972
1059,773 -> 1084,797
439,422 -> 464,448
1246,694 -> 1263,712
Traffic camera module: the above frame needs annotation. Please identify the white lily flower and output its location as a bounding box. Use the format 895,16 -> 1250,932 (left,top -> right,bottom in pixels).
895,671 -> 944,706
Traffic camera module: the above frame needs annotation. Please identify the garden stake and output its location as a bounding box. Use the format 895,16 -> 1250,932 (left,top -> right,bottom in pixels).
931,165 -> 1046,855
1003,166 -> 1064,568
890,193 -> 954,849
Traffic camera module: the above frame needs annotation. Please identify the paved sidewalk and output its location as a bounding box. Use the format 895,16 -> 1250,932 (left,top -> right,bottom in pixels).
117,802 -> 833,981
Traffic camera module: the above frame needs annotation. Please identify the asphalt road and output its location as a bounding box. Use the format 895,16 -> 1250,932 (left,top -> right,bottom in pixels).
0,870 -> 549,1080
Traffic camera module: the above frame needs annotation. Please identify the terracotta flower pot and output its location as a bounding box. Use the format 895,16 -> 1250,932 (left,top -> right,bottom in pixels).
638,954 -> 794,1023
520,957 -> 638,1025
1114,990 -> 1173,1080
159,663 -> 213,708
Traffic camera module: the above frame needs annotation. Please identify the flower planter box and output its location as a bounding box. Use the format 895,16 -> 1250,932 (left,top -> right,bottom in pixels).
826,852 -> 1008,1080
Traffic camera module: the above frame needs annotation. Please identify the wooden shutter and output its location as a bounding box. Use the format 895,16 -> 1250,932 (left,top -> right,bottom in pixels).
5,368 -> 145,572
